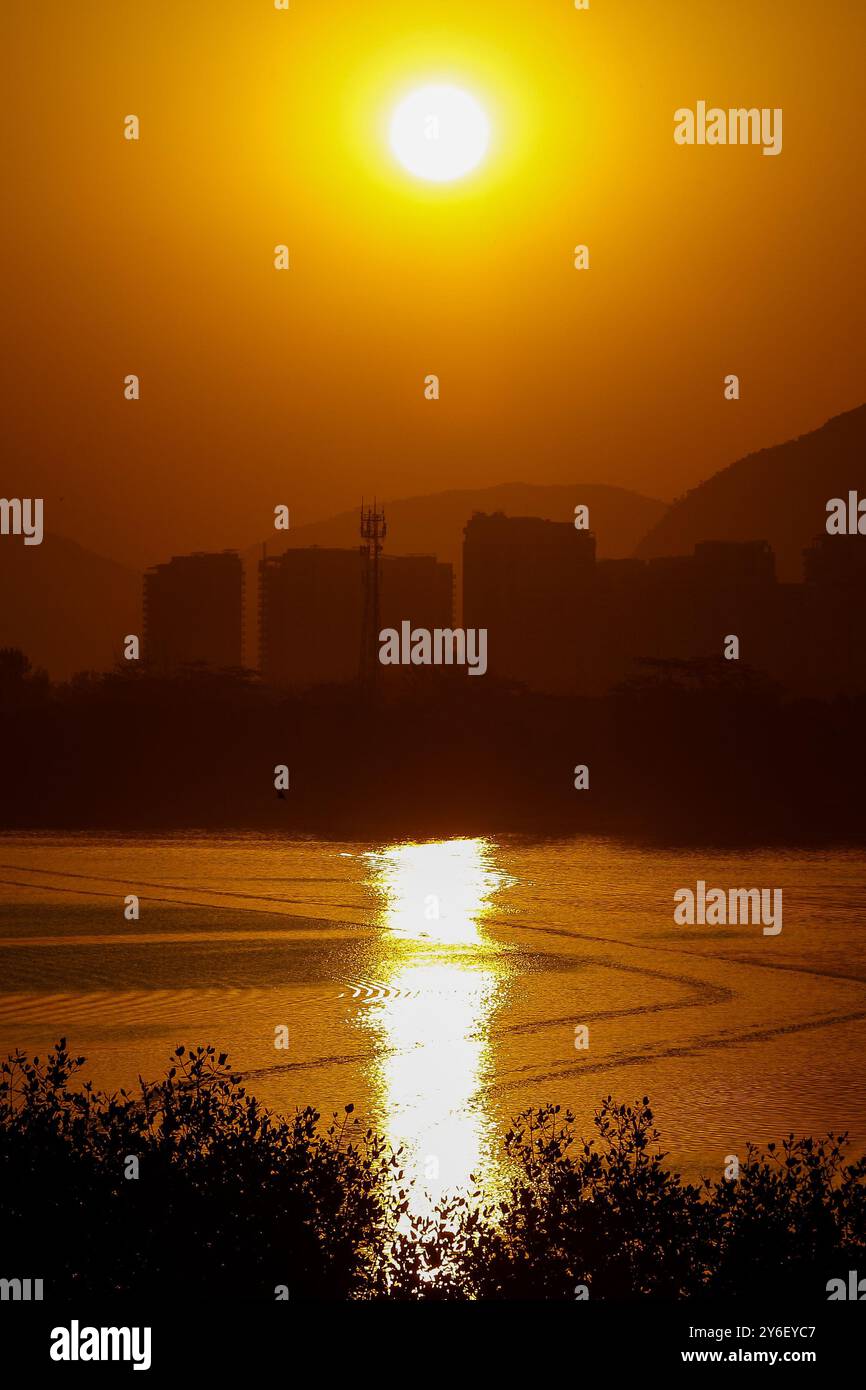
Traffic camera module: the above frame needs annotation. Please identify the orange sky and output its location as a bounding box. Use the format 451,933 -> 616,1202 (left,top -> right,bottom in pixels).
5,0 -> 865,567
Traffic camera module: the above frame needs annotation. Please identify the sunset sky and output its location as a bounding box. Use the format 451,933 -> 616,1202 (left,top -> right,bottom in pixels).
6,0 -> 865,568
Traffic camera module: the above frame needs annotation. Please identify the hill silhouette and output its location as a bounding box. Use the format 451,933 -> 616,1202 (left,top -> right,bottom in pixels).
0,532 -> 139,680
635,403 -> 866,580
238,482 -> 666,660
0,485 -> 664,678
248,481 -> 667,573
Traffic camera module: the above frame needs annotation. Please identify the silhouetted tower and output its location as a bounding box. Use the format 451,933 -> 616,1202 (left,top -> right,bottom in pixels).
359,501 -> 386,686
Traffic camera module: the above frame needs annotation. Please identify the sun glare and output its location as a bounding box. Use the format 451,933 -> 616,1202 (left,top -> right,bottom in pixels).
389,83 -> 490,183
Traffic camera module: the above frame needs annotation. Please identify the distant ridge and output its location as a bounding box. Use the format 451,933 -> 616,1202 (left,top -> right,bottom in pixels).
634,404 -> 866,580
17,407 -> 860,682
0,533 -> 139,680
247,482 -> 667,572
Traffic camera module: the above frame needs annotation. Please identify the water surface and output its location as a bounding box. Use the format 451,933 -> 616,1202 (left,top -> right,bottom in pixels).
1,833 -> 865,1199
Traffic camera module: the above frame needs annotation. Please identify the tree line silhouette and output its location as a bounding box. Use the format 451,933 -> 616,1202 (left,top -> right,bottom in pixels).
2,647 -> 865,841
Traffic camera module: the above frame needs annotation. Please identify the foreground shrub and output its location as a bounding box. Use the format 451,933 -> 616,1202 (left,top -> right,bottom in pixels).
2,1043 -> 864,1300
442,1099 -> 866,1300
0,1040 -> 399,1300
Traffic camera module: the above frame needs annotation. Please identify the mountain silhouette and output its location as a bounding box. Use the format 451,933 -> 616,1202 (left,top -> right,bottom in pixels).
248,481 -> 666,572
635,404 -> 866,580
0,532 -> 139,680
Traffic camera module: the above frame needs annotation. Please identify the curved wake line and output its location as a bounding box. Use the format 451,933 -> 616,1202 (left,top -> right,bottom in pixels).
487,913 -> 866,991
0,864 -> 362,916
498,1006 -> 866,1093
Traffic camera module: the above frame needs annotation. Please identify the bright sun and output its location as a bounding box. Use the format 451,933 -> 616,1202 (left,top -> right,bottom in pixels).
389,83 -> 490,183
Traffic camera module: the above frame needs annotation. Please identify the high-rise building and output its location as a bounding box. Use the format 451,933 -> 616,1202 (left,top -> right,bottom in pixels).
800,534 -> 866,695
143,551 -> 244,672
462,513 -> 596,691
259,547 -> 453,687
462,518 -> 789,694
631,540 -> 778,670
259,548 -> 362,686
693,539 -> 776,587
380,553 -> 454,635
803,533 -> 866,587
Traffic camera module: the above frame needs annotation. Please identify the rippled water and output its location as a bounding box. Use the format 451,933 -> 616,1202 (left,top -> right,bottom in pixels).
1,833 -> 865,1196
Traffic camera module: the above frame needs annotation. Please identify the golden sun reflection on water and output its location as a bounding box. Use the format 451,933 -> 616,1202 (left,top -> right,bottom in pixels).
360,838 -> 511,1208
365,837 -> 507,945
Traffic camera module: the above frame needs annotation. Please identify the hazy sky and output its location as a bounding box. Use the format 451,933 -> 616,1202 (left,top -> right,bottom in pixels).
6,0 -> 865,567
